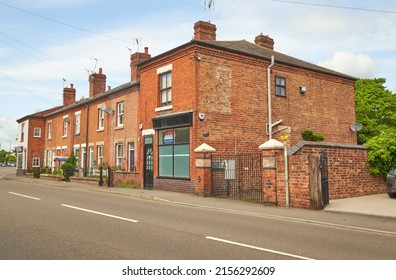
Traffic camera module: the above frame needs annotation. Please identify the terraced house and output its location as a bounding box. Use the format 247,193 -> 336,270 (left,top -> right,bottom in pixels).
16,20 -> 385,208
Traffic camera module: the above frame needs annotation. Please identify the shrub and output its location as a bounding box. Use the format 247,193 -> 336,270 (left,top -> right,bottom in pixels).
302,129 -> 325,142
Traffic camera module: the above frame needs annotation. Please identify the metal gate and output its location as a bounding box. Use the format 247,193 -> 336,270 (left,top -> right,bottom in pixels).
211,153 -> 264,203
320,150 -> 329,206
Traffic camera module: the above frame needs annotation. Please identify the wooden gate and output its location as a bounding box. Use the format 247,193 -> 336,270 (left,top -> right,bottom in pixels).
320,150 -> 329,206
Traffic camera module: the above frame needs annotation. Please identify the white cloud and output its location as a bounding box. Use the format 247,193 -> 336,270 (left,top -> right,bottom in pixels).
318,51 -> 377,78
0,115 -> 18,150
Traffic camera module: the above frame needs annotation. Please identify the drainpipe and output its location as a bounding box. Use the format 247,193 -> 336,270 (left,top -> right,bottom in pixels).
84,102 -> 89,177
267,55 -> 275,139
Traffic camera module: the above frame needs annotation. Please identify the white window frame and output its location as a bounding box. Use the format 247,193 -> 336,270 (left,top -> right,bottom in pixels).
75,112 -> 81,135
63,116 -> 69,137
117,102 -> 124,127
47,122 -> 52,140
20,123 -> 25,142
116,143 -> 123,166
33,127 -> 41,138
32,157 -> 40,167
98,109 -> 105,130
97,145 -> 104,165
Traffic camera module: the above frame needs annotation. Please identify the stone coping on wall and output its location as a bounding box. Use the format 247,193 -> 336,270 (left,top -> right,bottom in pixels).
288,141 -> 368,156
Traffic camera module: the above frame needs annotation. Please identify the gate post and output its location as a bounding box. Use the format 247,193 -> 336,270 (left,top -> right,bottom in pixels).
261,150 -> 278,204
309,154 -> 323,209
194,143 -> 216,197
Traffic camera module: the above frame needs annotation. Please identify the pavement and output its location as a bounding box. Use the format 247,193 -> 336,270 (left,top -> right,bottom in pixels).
3,173 -> 396,220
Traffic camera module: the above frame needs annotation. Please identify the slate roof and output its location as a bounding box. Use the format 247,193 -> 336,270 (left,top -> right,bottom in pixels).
139,38 -> 356,81
194,39 -> 357,80
43,81 -> 138,118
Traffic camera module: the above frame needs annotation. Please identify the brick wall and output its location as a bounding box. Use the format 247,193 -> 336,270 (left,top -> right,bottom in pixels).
154,177 -> 196,193
27,118 -> 46,170
283,141 -> 386,208
112,171 -> 141,187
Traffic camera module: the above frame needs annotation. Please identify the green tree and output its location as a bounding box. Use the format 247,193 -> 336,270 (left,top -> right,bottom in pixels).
355,78 -> 396,176
365,129 -> 396,177
0,149 -> 6,163
355,78 -> 396,144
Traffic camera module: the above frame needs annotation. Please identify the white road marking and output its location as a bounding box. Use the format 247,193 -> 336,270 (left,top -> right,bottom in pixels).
9,192 -> 41,201
61,204 -> 138,223
206,236 -> 314,260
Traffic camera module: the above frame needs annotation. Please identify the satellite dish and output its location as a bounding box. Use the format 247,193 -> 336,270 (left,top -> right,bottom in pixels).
105,107 -> 114,114
99,104 -> 106,111
350,123 -> 363,132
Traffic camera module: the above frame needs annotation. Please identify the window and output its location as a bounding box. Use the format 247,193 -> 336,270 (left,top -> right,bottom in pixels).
97,145 -> 104,165
75,113 -> 80,135
98,109 -> 105,130
81,147 -> 86,168
128,142 -> 135,172
34,127 -> 41,138
116,102 -> 124,127
20,123 -> 25,142
47,122 -> 52,140
275,76 -> 286,97
160,72 -> 172,106
158,127 -> 190,178
32,157 -> 40,167
63,118 -> 68,137
74,148 -> 80,165
116,143 -> 123,166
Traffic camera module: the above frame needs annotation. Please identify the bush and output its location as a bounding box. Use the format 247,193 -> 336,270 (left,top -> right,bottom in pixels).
33,167 -> 40,178
61,163 -> 75,181
60,152 -> 77,181
302,129 -> 325,142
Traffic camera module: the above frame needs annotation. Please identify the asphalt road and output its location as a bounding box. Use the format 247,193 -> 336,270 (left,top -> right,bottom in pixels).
1,168 -> 396,260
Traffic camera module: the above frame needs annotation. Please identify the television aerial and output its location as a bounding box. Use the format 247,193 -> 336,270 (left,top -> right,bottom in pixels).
204,0 -> 215,22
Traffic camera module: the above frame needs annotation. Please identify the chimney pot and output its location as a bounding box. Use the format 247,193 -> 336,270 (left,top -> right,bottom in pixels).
144,47 -> 149,54
194,20 -> 216,41
89,69 -> 106,97
255,34 -> 274,50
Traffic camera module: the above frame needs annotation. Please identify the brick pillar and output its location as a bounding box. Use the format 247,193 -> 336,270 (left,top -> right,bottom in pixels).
262,150 -> 278,204
194,153 -> 212,196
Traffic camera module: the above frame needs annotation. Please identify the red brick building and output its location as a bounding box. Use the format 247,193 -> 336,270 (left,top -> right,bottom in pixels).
17,20 -> 381,208
136,21 -> 357,193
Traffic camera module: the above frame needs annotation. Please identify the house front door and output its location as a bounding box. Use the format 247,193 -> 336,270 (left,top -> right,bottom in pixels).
144,136 -> 154,189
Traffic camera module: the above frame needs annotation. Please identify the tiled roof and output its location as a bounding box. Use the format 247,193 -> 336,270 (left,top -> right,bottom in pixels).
194,39 -> 357,80
44,81 -> 138,117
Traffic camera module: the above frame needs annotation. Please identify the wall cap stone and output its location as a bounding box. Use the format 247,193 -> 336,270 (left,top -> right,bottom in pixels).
288,141 -> 368,156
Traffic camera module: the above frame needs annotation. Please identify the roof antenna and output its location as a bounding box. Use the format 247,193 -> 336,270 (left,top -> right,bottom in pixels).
133,37 -> 142,52
90,57 -> 102,73
204,0 -> 215,22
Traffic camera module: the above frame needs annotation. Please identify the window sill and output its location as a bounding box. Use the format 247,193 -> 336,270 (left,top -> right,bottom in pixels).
157,176 -> 191,181
62,136 -> 67,139
115,126 -> 124,131
74,133 -> 80,136
155,105 -> 173,112
96,128 -> 104,132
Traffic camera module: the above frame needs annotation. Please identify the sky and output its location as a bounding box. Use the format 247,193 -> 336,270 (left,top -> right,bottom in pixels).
1,0 -> 395,151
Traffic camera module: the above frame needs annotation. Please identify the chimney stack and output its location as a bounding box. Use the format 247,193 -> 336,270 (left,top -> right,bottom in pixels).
89,67 -> 106,98
63,83 -> 76,106
194,20 -> 216,41
255,33 -> 274,50
130,48 -> 151,81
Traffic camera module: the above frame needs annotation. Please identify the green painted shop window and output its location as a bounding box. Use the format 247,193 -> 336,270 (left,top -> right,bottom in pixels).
158,127 -> 190,178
